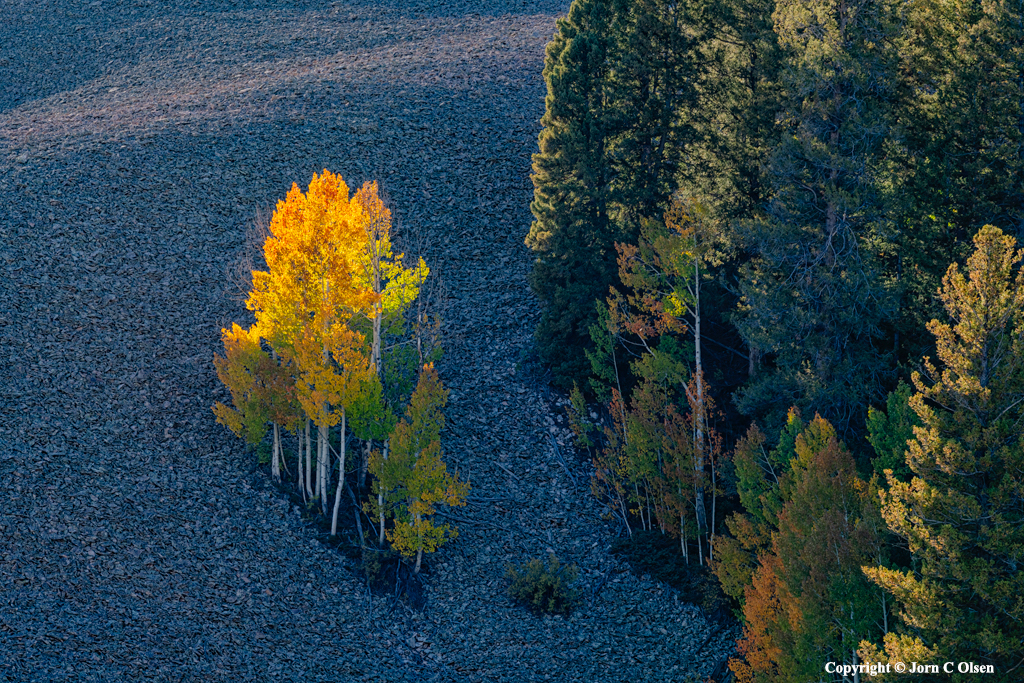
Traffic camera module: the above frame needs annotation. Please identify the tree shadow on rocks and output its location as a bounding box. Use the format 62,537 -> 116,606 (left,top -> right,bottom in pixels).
363,548 -> 427,612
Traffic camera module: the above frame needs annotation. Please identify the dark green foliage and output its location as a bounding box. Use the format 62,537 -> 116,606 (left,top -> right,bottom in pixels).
362,548 -> 399,594
505,554 -> 580,615
887,0 -> 1024,365
865,382 -> 917,482
732,0 -> 902,438
527,0 -> 704,390
256,441 -> 271,466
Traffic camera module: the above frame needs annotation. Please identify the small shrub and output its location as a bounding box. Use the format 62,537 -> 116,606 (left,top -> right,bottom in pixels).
506,553 -> 580,615
362,549 -> 398,593
255,441 -> 271,465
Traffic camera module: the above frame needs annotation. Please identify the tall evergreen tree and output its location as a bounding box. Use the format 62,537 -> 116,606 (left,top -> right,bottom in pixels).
527,0 -> 703,389
732,0 -> 901,438
888,0 -> 1024,360
725,416 -> 888,683
863,226 -> 1024,677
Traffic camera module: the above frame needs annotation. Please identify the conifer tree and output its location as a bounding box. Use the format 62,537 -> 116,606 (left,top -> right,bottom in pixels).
863,226 -> 1024,675
865,382 -> 917,483
733,0 -> 901,437
729,416 -> 888,683
527,0 -> 704,389
527,0 -> 621,388
891,0 -> 1024,355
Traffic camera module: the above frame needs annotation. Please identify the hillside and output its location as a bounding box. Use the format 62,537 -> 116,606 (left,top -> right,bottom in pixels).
0,1 -> 731,680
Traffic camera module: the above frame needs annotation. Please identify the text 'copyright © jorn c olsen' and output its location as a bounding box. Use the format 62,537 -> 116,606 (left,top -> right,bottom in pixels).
826,661 -> 997,677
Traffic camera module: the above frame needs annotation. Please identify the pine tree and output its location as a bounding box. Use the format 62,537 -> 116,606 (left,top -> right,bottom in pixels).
733,0 -> 901,437
863,226 -> 1024,675
885,0 -> 1024,363
865,381 -> 917,483
527,0 -> 704,389
527,0 -> 622,388
729,416 -> 889,683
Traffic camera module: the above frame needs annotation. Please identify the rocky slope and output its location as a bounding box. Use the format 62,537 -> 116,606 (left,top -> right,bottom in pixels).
0,1 -> 735,680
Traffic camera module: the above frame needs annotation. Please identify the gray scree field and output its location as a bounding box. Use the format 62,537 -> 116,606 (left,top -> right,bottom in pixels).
0,1 -> 733,680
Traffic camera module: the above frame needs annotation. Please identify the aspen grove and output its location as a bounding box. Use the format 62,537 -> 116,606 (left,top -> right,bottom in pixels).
213,170 -> 467,571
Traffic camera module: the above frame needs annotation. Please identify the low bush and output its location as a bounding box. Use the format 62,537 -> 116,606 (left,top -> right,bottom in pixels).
505,553 -> 579,615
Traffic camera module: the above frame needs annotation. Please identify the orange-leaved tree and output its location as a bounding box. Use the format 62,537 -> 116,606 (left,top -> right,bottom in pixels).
727,415 -> 889,683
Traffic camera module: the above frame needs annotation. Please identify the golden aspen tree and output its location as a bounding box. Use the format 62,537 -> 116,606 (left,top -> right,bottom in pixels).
246,170 -> 378,516
371,363 -> 468,573
212,322 -> 273,450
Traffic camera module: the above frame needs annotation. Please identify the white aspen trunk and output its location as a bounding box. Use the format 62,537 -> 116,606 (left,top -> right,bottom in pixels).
278,424 -> 290,477
682,516 -> 688,564
271,422 -> 281,482
319,290 -> 331,517
305,418 -> 313,499
331,409 -> 346,536
358,439 -> 370,491
298,429 -> 306,503
645,488 -> 653,532
372,305 -> 382,378
378,439 -> 389,545
619,493 -> 632,538
319,421 -> 329,516
315,423 -> 322,503
680,513 -> 687,561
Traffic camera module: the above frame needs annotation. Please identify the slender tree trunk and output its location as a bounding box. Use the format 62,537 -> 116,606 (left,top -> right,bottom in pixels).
693,261 -> 708,545
414,511 -> 423,574
347,478 -> 365,548
279,425 -> 290,478
359,439 -> 370,491
681,515 -> 688,564
619,493 -> 632,538
271,422 -> 281,483
305,418 -> 313,500
298,429 -> 306,503
331,409 -> 346,536
319,421 -> 329,515
379,439 -> 389,545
